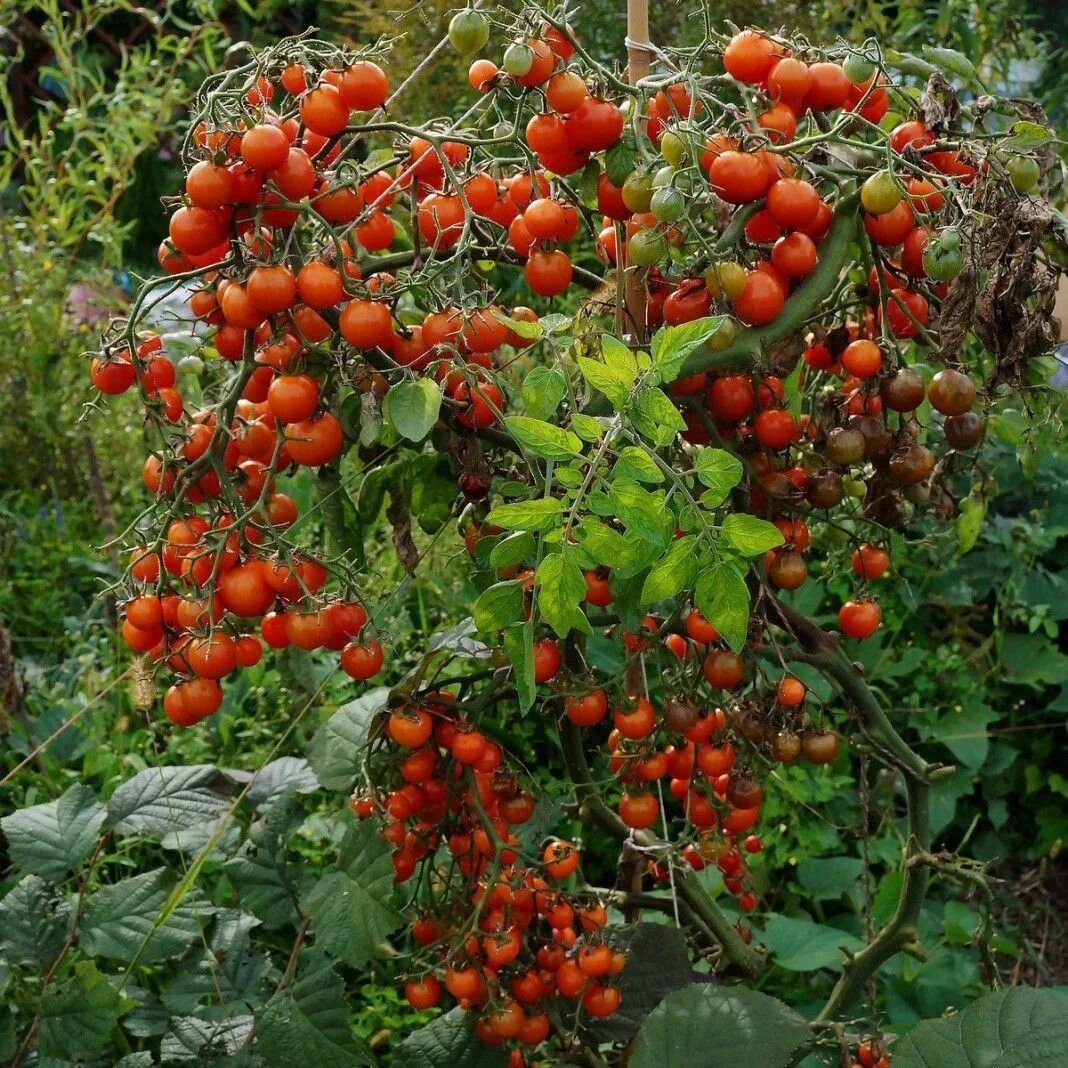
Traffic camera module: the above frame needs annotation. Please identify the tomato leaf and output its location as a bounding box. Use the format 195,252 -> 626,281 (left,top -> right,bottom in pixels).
694,562 -> 749,651
650,316 -> 726,382
720,514 -> 784,556
694,449 -> 743,505
641,536 -> 699,604
383,378 -> 441,441
505,416 -> 582,460
536,551 -> 592,638
485,496 -> 565,532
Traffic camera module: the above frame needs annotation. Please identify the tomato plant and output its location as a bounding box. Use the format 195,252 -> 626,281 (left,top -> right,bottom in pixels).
69,4 -> 1068,1065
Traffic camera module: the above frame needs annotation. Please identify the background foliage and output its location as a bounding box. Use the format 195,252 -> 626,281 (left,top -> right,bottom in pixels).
1,0 -> 1066,1063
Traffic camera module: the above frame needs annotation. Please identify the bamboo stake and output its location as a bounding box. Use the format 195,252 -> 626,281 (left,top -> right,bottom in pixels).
624,0 -> 651,343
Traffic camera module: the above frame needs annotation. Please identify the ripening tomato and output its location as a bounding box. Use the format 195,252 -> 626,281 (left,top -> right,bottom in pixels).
723,30 -> 780,84
733,270 -> 785,325
771,232 -> 817,278
708,151 -> 768,203
839,599 -> 882,638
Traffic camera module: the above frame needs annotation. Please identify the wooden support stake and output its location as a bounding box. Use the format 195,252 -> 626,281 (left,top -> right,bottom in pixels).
624,0 -> 651,342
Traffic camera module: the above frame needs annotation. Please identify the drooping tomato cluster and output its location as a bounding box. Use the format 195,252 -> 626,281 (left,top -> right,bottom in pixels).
351,689 -> 624,1053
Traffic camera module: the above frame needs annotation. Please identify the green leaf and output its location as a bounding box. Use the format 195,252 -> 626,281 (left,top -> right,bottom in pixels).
694,562 -> 749,652
721,514 -> 785,556
503,620 -> 536,713
611,480 -> 671,546
650,316 -> 725,382
505,416 -> 582,460
306,688 -> 389,792
605,136 -> 636,187
694,450 -> 743,506
223,812 -> 305,929
1000,121 -> 1053,152
921,46 -> 977,83
257,951 -> 374,1067
571,413 -> 606,441
930,702 -> 997,771
473,580 -> 525,632
957,495 -> 985,553
302,821 -> 404,967
1,782 -> 105,881
0,874 -> 70,964
577,519 -> 645,570
891,987 -> 1068,1068
612,446 -> 664,484
536,552 -> 593,639
521,365 -> 566,419
383,378 -> 441,441
485,496 -> 564,532
80,868 -> 211,963
490,531 -> 535,569
493,309 -> 543,339
238,756 -> 319,813
577,353 -> 635,409
394,1007 -> 510,1068
884,49 -> 939,79
38,962 -> 134,1060
759,914 -> 862,971
630,984 -> 812,1068
796,857 -> 864,901
107,765 -> 232,835
642,536 -> 699,604
629,387 -> 687,446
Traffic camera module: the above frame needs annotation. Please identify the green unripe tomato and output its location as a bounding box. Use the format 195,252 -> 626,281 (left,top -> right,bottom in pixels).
622,172 -> 655,213
843,476 -> 868,499
705,261 -> 746,301
1006,155 -> 1040,194
448,9 -> 490,55
861,170 -> 902,215
922,239 -> 962,282
843,52 -> 877,85
627,228 -> 668,267
503,42 -> 534,77
652,165 -> 676,189
705,316 -> 738,351
660,129 -> 688,167
178,354 -> 205,375
939,227 -> 961,250
650,186 -> 685,222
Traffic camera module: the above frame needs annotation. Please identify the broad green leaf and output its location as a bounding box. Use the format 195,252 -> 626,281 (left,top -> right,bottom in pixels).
80,868 -> 211,963
427,618 -> 492,660
521,365 -> 566,419
884,49 -> 939,79
503,621 -> 536,713
38,962 -> 134,1061
921,45 -> 977,83
796,857 -> 864,901
612,446 -> 664,484
1,782 -> 105,881
473,580 -> 525,632
571,413 -> 606,441
694,562 -> 749,651
630,984 -> 811,1068
489,531 -> 535,569
302,822 -> 404,967
223,817 -> 304,930
306,688 -> 389,792
759,914 -> 862,971
257,951 -> 374,1068
605,136 -> 635,187
577,355 -> 634,409
601,332 -> 639,374
505,416 -> 582,460
650,316 -> 725,382
159,1015 -> 253,1060
485,496 -> 564,532
721,513 -> 785,556
394,1007 -> 509,1068
641,536 -> 699,604
536,551 -> 593,639
611,480 -> 671,546
107,765 -> 232,835
383,378 -> 441,441
0,874 -> 71,964
1000,121 -> 1053,152
234,756 -> 319,813
577,518 -> 645,570
630,387 -> 686,446
930,702 -> 997,771
694,449 -> 743,505
585,924 -> 699,1042
493,309 -> 543,339
957,495 -> 985,553
891,987 -> 1068,1068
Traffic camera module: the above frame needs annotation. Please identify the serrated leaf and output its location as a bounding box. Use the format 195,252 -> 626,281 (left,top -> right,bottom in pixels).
630,984 -> 811,1068
394,1007 -> 510,1068
630,387 -> 687,446
80,868 -> 211,963
306,689 -> 389,792
427,618 -> 492,659
601,332 -> 639,374
1000,120 -> 1053,152
694,449 -> 743,505
576,519 -> 644,570
611,480 -> 672,546
223,815 -> 304,930
383,378 -> 442,441
503,620 -> 536,713
473,580 -> 525,632
759,914 -> 862,971
485,496 -> 564,532
536,552 -> 593,639
0,874 -> 71,964
642,536 -> 700,603
302,822 -> 404,968
257,951 -> 374,1068
490,531 -> 535,569
160,1015 -> 254,1060
505,416 -> 582,460
1,782 -> 105,881
612,446 -> 664,483
107,765 -> 232,835
891,987 -> 1068,1068
493,309 -> 543,339
577,354 -> 634,409
650,316 -> 725,382
721,513 -> 785,556
921,45 -> 977,83
227,757 -> 319,813
694,562 -> 749,652
521,365 -> 566,419
571,413 -> 606,441
38,962 -> 134,1060
605,136 -> 635,187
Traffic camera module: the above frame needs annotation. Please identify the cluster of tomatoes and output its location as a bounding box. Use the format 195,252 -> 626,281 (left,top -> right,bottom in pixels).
349,689 -> 624,1053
